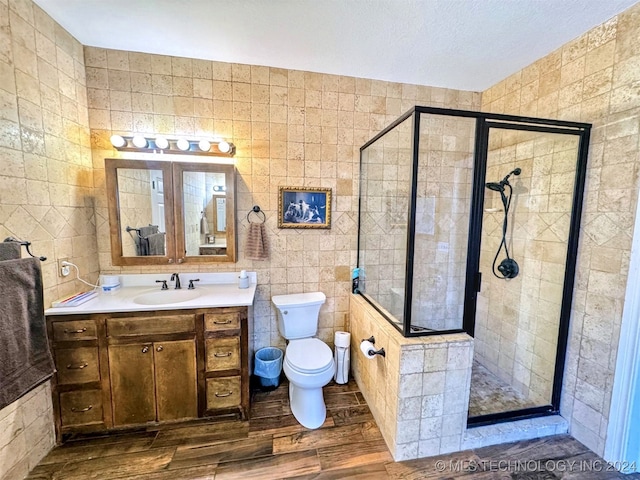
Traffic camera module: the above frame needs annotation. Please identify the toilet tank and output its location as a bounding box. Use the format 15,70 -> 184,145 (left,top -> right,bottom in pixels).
272,292 -> 326,340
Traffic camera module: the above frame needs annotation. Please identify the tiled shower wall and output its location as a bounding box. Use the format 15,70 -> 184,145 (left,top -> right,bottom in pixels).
413,115 -> 475,330
358,117 -> 413,321
84,45 -> 481,353
358,113 -> 477,332
481,2 -> 640,455
0,1 -> 97,477
475,130 -> 579,405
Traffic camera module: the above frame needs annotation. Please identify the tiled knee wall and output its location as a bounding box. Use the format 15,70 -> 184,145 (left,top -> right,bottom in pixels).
350,294 -> 473,461
0,382 -> 55,480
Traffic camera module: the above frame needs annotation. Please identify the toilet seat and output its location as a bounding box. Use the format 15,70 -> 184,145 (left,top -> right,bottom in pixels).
285,338 -> 333,374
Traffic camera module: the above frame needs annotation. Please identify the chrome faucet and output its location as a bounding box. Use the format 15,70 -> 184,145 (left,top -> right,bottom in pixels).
170,273 -> 181,289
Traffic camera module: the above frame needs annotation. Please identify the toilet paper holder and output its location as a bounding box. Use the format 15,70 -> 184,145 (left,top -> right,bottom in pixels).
360,336 -> 386,358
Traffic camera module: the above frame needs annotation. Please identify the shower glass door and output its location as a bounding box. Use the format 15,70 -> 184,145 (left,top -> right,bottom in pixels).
468,122 -> 584,421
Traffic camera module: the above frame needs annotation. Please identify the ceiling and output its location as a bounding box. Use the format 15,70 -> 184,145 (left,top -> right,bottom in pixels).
34,0 -> 638,91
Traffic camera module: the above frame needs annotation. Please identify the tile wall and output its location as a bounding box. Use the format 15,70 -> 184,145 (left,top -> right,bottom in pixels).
0,383 -> 55,480
481,2 -> 640,455
84,45 -> 480,353
0,1 -> 96,477
475,130 -> 580,405
350,294 -> 473,461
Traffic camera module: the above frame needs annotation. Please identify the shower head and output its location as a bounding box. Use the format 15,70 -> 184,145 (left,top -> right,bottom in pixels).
485,167 -> 522,192
485,182 -> 504,192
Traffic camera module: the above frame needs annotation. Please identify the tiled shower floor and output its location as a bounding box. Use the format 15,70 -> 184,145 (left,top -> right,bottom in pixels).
468,361 -> 539,417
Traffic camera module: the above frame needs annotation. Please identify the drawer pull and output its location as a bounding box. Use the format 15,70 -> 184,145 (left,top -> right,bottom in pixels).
213,319 -> 232,325
71,405 -> 93,413
64,327 -> 87,334
66,362 -> 88,370
214,391 -> 232,398
214,351 -> 232,357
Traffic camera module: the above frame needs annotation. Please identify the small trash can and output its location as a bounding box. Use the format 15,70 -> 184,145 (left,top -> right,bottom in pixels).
254,347 -> 283,388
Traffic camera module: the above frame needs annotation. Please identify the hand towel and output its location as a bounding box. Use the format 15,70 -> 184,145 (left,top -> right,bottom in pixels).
200,213 -> 210,235
139,225 -> 158,237
147,232 -> 166,256
0,257 -> 54,409
246,223 -> 269,260
0,242 -> 21,261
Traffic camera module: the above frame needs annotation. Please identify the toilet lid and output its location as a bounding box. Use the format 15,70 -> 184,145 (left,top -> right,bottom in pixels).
286,338 -> 333,373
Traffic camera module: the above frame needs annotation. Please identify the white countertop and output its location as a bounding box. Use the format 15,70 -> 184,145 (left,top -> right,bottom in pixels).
45,272 -> 257,316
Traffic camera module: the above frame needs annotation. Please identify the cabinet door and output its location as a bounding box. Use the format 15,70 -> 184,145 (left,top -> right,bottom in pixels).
109,343 -> 156,426
154,339 -> 198,421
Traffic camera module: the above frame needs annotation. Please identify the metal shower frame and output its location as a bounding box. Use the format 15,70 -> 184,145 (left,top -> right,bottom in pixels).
357,105 -> 591,424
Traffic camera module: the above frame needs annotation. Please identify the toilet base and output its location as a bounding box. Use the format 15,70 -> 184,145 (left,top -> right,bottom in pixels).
288,383 -> 327,429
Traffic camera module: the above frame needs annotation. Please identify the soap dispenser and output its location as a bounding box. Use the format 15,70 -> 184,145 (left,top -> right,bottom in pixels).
238,270 -> 250,289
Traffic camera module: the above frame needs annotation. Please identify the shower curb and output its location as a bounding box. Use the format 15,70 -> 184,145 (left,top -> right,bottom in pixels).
461,415 -> 569,450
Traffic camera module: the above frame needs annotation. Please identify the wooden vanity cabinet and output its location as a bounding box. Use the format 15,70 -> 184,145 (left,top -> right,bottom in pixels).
47,306 -> 249,441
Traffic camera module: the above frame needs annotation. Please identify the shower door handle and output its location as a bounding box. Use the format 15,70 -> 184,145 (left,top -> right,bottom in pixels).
476,272 -> 482,292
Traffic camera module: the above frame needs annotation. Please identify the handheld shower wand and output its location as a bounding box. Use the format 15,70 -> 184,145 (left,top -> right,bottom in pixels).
485,168 -> 521,279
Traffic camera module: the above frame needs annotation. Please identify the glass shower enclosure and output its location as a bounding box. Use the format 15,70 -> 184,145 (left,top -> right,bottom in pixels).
357,106 -> 591,424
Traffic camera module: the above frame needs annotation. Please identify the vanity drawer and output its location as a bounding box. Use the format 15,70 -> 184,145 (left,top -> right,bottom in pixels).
59,390 -> 103,426
205,337 -> 240,371
55,347 -> 100,384
107,315 -> 195,337
204,312 -> 240,331
52,320 -> 97,342
206,376 -> 241,410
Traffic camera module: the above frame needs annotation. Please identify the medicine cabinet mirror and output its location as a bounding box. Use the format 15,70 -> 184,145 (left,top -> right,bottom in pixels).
105,158 -> 237,265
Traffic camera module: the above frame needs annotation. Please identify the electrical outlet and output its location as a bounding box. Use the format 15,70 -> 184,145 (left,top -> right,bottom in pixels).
58,258 -> 70,277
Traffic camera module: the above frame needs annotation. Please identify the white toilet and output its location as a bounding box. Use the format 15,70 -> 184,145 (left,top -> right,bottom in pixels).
272,292 -> 335,429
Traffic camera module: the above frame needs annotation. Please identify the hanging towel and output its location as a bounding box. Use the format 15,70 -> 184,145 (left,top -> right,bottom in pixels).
0,242 -> 21,261
147,232 -> 166,256
200,212 -> 210,235
245,223 -> 269,260
139,225 -> 158,237
0,258 -> 54,409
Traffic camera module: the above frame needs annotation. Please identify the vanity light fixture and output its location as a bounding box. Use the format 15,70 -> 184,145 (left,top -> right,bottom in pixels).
176,138 -> 190,151
110,134 -> 126,148
198,139 -> 211,152
218,141 -> 230,153
155,135 -> 169,150
109,135 -> 236,157
132,135 -> 148,148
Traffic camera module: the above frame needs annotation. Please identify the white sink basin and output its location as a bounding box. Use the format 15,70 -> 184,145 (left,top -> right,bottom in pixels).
133,289 -> 202,305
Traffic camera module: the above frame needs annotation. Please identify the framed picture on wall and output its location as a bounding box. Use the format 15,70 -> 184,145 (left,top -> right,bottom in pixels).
278,186 -> 332,229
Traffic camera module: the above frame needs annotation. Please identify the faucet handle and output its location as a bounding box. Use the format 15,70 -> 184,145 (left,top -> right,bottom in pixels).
188,279 -> 200,290
155,280 -> 168,290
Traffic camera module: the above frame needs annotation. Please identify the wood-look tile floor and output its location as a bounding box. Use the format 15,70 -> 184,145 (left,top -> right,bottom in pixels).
27,379 -> 640,480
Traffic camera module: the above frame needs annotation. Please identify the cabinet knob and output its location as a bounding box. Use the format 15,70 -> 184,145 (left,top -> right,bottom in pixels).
66,362 -> 88,370
64,327 -> 87,334
141,346 -> 149,353
168,258 -> 174,264
177,257 -> 184,264
71,405 -> 93,413
156,346 -> 163,352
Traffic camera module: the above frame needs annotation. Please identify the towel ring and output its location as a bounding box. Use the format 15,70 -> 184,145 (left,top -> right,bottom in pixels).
247,205 -> 266,224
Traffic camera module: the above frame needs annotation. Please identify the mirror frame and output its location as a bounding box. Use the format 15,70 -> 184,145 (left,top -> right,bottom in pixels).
105,158 -> 237,265
173,162 -> 236,263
